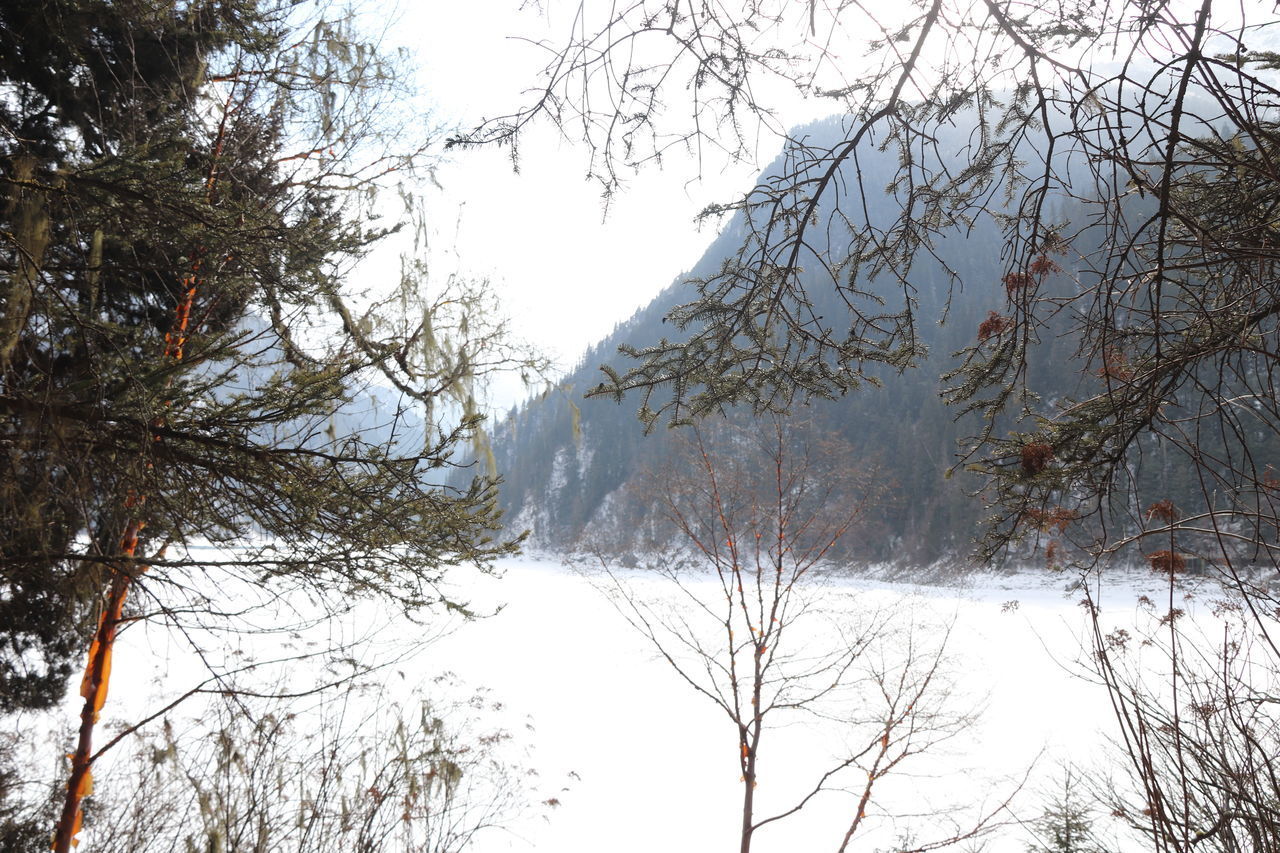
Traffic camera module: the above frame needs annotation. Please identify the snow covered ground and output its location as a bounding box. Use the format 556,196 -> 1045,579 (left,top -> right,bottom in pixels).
416,557 -> 1180,853
76,554 -> 1208,852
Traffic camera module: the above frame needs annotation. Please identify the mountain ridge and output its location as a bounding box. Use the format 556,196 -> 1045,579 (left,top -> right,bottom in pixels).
485,114 -> 1083,566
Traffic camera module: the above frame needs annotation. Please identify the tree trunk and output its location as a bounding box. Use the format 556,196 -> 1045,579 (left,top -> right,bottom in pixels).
53,522 -> 142,853
0,155 -> 50,368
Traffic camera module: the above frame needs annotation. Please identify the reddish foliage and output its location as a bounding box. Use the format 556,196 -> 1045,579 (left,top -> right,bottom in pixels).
1029,254 -> 1061,276
1023,506 -> 1077,533
1147,550 -> 1186,574
1191,702 -> 1217,721
1045,539 -> 1060,571
1020,443 -> 1054,475
1146,500 -> 1178,523
977,311 -> 1013,341
1105,628 -> 1131,650
1002,271 -> 1032,299
1097,346 -> 1135,382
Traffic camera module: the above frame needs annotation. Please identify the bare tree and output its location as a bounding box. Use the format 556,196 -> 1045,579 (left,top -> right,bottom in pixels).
1081,561 -> 1280,853
594,417 -> 1009,852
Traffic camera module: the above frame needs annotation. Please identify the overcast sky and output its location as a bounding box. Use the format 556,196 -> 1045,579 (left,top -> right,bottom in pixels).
390,1 -> 786,393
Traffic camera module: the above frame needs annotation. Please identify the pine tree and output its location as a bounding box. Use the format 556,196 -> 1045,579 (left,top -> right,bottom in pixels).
0,2 -> 530,847
1026,770 -> 1108,853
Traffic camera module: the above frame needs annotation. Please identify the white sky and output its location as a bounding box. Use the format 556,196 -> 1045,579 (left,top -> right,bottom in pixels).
396,0 -> 774,383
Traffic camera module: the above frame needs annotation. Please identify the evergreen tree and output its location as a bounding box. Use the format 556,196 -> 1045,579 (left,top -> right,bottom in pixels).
1026,770 -> 1109,853
0,1 -> 530,846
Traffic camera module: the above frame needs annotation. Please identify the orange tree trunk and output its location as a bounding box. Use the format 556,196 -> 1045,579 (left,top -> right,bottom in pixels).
52,522 -> 142,852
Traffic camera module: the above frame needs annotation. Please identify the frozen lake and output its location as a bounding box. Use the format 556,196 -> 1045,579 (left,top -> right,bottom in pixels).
78,554 -> 1199,852
417,557 -> 1160,853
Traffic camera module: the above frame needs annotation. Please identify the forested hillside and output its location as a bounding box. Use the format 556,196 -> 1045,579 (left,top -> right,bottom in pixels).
488,115 -> 1088,565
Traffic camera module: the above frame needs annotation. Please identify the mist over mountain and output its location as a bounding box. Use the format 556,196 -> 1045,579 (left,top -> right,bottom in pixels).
487,115 -> 1086,567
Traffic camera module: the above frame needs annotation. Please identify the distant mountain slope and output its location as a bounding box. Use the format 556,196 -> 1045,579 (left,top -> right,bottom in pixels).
489,115 -> 1082,565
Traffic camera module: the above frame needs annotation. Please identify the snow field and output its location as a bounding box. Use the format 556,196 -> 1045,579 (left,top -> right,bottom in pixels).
76,554 -> 1209,852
